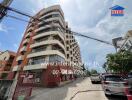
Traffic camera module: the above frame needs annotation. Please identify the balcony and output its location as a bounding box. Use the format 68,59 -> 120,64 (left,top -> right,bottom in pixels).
39,12 -> 60,20
33,31 -> 64,41
16,55 -> 24,61
20,46 -> 27,52
23,39 -> 29,45
31,40 -> 65,50
27,50 -> 65,59
27,27 -> 33,32
23,63 -> 47,71
25,32 -> 31,38
35,25 -> 52,33
12,65 -> 21,71
38,17 -> 65,27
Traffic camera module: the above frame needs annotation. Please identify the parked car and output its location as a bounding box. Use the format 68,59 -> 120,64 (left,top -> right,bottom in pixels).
128,72 -> 132,78
101,74 -> 128,96
90,74 -> 101,84
124,76 -> 132,100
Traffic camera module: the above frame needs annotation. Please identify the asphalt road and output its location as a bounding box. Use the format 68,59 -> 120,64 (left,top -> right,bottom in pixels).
30,77 -> 127,100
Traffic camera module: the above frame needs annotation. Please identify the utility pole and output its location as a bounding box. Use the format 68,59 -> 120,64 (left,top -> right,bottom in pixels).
0,0 -> 13,22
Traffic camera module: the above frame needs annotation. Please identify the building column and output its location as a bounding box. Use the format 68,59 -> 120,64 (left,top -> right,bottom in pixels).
7,72 -> 19,100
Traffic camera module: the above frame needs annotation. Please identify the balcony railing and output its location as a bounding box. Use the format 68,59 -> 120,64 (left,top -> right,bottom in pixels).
28,59 -> 45,65
38,17 -> 65,28
33,31 -> 64,41
27,50 -> 65,59
20,46 -> 27,52
16,55 -> 24,61
23,39 -> 30,45
25,32 -> 31,38
31,48 -> 47,54
31,40 -> 65,50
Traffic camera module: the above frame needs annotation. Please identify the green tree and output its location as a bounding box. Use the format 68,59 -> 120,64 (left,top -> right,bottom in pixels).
103,62 -> 108,72
106,51 -> 132,73
90,69 -> 98,74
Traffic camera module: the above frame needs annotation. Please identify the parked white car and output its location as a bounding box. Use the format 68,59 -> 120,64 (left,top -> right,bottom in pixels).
101,74 -> 128,96
90,74 -> 101,83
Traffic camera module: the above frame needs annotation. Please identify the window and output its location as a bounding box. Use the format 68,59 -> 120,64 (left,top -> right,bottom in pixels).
35,36 -> 49,43
52,14 -> 59,17
49,55 -> 64,63
67,54 -> 69,58
18,60 -> 22,65
32,46 -> 47,53
28,56 -> 46,65
67,47 -> 69,51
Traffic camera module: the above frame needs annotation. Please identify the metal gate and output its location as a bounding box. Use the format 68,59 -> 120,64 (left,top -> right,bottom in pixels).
0,80 -> 13,100
13,73 -> 34,100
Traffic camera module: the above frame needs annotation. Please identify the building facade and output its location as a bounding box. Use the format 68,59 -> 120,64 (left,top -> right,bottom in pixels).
0,50 -> 16,99
112,30 -> 132,52
0,50 -> 16,79
10,5 -> 82,87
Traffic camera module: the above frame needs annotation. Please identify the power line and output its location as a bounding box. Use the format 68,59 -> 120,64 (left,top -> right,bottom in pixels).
6,14 -> 30,23
0,0 -> 13,21
0,3 -> 113,46
69,31 -> 113,45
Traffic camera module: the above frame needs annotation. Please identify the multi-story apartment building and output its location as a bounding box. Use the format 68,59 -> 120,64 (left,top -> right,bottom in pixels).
0,50 -> 16,79
112,30 -> 132,52
65,28 -> 82,67
10,5 -> 82,86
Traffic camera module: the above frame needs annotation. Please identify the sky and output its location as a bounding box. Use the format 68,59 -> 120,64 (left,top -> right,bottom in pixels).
0,0 -> 132,72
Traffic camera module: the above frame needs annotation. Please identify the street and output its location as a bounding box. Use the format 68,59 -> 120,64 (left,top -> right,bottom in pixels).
30,77 -> 127,100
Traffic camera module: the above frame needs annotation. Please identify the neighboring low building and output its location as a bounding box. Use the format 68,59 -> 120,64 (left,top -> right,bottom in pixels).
112,37 -> 124,51
0,51 -> 16,100
120,30 -> 132,52
112,30 -> 132,52
0,50 -> 16,79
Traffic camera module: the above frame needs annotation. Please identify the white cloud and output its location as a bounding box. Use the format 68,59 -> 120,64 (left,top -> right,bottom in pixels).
57,0 -> 132,70
27,0 -> 59,14
0,23 -> 15,34
11,0 -> 132,71
0,23 -> 8,33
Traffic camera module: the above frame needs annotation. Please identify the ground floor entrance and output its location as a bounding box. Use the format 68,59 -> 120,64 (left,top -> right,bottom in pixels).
19,64 -> 77,87
0,80 -> 13,100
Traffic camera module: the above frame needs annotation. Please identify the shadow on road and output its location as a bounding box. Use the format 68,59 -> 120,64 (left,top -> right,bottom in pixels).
30,77 -> 85,100
107,95 -> 127,100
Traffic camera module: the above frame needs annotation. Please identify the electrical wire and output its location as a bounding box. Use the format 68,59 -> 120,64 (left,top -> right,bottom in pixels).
6,14 -> 31,23
0,0 -> 13,21
0,3 -> 113,46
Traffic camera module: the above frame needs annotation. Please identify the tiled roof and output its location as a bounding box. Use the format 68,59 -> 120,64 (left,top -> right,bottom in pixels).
8,50 -> 16,56
0,50 -> 16,56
